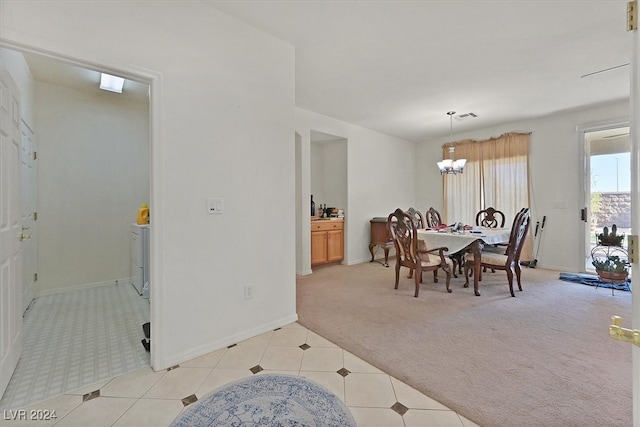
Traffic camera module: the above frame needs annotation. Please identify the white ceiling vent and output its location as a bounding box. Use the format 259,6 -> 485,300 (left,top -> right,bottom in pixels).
455,112 -> 478,121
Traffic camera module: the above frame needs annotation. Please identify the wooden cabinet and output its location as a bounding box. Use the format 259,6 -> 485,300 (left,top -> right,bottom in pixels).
369,217 -> 393,267
311,219 -> 344,266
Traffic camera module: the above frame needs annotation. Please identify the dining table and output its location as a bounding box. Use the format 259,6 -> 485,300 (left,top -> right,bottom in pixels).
416,227 -> 511,296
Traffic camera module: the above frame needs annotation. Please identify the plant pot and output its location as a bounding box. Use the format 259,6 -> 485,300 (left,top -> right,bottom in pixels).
596,270 -> 628,283
597,236 -> 624,246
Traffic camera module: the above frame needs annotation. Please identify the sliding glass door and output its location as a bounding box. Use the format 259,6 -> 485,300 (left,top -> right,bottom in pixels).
584,126 -> 631,273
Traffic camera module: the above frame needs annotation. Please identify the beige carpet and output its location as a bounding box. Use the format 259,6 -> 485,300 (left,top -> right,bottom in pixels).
296,262 -> 633,427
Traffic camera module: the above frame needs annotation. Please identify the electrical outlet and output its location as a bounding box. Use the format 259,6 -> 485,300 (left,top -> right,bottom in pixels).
244,284 -> 254,300
206,198 -> 224,214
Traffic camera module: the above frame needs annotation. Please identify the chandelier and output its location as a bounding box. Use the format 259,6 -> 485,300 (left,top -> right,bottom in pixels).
437,111 -> 467,175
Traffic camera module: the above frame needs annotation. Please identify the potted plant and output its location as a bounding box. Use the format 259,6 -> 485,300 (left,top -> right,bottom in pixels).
596,224 -> 624,247
592,255 -> 629,282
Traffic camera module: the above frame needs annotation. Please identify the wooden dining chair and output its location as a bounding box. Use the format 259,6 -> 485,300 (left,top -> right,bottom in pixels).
424,206 -> 465,276
475,207 -> 506,272
475,207 -> 506,228
406,207 -> 425,229
387,208 -> 453,297
463,208 -> 531,297
405,207 -> 427,279
425,207 -> 443,228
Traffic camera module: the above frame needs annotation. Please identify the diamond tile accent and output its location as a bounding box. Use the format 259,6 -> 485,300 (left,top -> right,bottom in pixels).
2,321 -> 468,425
182,394 -> 198,407
391,401 -> 409,416
337,368 -> 351,377
274,327 -> 282,331
82,389 -> 100,402
227,343 -> 237,348
167,365 -> 180,371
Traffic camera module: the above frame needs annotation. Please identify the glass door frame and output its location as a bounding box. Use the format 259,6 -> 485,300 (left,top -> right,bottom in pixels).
578,118 -> 631,274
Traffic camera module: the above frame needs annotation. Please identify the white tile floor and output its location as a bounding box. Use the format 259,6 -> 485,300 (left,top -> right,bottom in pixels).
0,322 -> 479,427
0,284 -> 150,412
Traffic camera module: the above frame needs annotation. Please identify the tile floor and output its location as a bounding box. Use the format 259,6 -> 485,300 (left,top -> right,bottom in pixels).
0,322 -> 479,427
0,283 -> 150,411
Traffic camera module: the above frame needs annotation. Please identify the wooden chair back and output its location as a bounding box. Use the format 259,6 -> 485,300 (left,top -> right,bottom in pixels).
475,207 -> 506,228
425,207 -> 443,228
406,207 -> 425,230
387,208 -> 418,269
506,208 -> 531,264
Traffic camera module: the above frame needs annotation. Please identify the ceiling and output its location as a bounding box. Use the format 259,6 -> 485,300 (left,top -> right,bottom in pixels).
18,1 -> 632,142
208,0 -> 631,142
21,52 -> 150,104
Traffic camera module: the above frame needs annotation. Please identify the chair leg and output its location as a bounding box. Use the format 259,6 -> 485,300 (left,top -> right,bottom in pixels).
408,268 -> 414,279
433,270 -> 438,283
506,267 -> 515,297
414,266 -> 421,297
515,263 -> 523,291
450,257 -> 458,278
394,263 -> 400,290
463,261 -> 470,288
442,264 -> 452,293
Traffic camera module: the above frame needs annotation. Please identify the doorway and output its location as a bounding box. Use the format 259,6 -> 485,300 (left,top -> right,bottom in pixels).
0,47 -> 153,408
583,125 -> 631,273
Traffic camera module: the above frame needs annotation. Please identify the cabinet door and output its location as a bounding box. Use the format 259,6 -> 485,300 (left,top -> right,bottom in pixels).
327,229 -> 344,262
311,231 -> 327,265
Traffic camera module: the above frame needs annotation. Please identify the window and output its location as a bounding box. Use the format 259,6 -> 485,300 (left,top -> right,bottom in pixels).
443,132 -> 531,257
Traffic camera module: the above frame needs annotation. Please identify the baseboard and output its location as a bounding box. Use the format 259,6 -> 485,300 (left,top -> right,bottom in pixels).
158,313 -> 299,371
36,277 -> 131,298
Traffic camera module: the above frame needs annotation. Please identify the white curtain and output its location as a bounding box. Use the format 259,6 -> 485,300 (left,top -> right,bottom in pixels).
443,132 -> 532,259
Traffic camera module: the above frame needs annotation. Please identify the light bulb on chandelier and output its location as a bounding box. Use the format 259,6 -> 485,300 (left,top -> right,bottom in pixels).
437,111 -> 467,175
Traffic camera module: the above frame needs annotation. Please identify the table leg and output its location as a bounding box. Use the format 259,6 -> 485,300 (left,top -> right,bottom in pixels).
471,240 -> 483,296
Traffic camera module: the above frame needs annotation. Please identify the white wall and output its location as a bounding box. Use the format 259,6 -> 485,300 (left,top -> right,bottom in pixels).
1,1 -> 296,370
296,108 -> 416,272
34,81 -> 149,294
416,99 -> 629,273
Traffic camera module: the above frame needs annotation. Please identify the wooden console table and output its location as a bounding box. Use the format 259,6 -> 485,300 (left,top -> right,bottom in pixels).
369,217 -> 393,267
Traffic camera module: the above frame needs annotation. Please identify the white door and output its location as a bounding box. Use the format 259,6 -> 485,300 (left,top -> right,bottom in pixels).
21,121 -> 36,312
0,62 -> 24,399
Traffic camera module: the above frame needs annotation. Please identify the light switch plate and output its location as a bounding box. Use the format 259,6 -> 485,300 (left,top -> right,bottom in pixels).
207,198 -> 224,214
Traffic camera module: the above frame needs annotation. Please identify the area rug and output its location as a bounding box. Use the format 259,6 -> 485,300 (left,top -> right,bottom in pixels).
559,272 -> 631,292
170,374 -> 356,427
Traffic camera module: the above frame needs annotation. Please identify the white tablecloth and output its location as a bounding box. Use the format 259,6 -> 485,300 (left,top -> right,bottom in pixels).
416,228 -> 510,255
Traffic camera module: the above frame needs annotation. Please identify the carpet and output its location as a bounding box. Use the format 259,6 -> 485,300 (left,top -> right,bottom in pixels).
297,263 -> 633,427
559,272 -> 631,292
170,374 -> 356,427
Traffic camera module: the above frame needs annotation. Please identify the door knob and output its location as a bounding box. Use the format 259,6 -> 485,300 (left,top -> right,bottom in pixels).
609,316 -> 640,347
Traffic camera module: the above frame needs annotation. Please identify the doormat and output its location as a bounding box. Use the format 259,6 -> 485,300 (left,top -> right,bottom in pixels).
559,272 -> 631,292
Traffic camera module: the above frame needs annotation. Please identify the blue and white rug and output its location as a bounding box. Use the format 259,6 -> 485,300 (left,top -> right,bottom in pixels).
559,272 -> 631,292
171,374 -> 357,427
